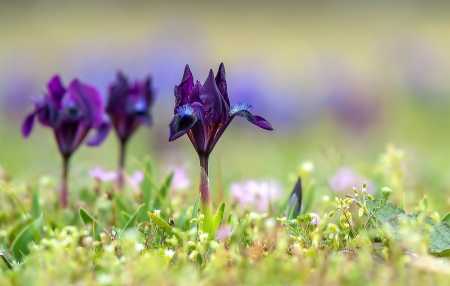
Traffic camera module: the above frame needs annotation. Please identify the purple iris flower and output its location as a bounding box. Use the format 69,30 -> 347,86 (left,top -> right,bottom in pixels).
22,75 -> 110,208
106,72 -> 155,189
168,63 -> 273,232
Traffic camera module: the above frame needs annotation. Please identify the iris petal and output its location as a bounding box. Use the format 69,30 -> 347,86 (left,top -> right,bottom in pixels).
22,111 -> 37,137
68,80 -> 104,127
86,121 -> 111,146
174,65 -> 194,112
199,70 -> 223,125
47,75 -> 66,107
215,63 -> 230,107
168,114 -> 198,141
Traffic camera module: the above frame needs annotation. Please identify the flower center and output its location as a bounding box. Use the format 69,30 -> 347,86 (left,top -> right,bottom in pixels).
177,104 -> 195,117
230,102 -> 252,115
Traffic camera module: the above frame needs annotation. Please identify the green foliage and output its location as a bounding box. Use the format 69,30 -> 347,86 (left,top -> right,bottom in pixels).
210,203 -> 225,240
10,214 -> 43,261
373,202 -> 405,223
301,179 -> 316,215
147,211 -> 183,244
429,221 -> 450,255
190,195 -> 200,240
121,204 -> 145,233
79,208 -> 103,241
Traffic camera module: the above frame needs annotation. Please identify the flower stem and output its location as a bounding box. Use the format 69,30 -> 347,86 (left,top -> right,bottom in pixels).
61,154 -> 71,209
199,153 -> 213,233
117,139 -> 127,191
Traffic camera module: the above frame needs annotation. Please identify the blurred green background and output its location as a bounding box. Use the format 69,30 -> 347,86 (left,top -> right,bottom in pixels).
1,1 -> 450,212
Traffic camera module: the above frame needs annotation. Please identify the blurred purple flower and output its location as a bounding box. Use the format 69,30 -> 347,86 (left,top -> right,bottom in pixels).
328,167 -> 375,194
231,180 -> 283,213
106,72 -> 155,190
22,75 -> 110,208
106,72 -> 155,142
22,75 -> 110,156
89,167 -> 117,182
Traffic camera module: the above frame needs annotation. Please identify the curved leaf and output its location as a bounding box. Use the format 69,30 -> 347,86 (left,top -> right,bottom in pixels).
190,196 -> 200,240
79,208 -> 103,241
210,203 -> 225,240
122,204 -> 145,232
11,214 -> 43,261
148,212 -> 183,244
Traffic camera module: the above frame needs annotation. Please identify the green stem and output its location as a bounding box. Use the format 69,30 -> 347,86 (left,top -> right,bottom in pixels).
199,153 -> 213,234
61,154 -> 71,209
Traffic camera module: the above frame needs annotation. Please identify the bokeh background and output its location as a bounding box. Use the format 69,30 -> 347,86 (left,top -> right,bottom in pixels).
1,1 -> 450,212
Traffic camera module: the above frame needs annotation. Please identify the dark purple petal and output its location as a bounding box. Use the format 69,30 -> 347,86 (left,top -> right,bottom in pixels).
249,115 -> 273,130
68,80 -> 104,127
37,99 -> 60,127
174,65 -> 194,113
168,114 -> 198,141
106,72 -> 129,115
287,177 -> 303,217
234,110 -> 274,130
215,63 -> 230,107
136,113 -> 152,127
142,77 -> 155,108
233,109 -> 256,122
47,75 -> 66,107
22,111 -> 37,137
189,81 -> 202,104
200,70 -> 224,125
86,121 -> 111,146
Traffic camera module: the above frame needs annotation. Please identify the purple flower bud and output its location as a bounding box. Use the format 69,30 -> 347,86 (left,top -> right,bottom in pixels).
22,75 -> 110,157
106,72 -> 155,143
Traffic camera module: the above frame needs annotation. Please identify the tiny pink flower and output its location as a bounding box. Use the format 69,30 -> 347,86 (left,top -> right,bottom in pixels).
309,213 -> 321,226
328,167 -> 375,194
127,171 -> 144,188
89,167 -> 117,182
216,225 -> 232,241
231,179 -> 283,213
170,167 -> 191,191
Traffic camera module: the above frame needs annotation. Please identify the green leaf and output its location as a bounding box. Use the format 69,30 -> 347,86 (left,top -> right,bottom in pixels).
177,208 -> 188,231
0,250 -> 13,270
441,212 -> 450,223
153,172 -> 174,210
429,221 -> 450,254
301,180 -> 316,215
190,196 -> 200,240
210,203 -> 225,240
228,211 -> 250,246
122,204 -> 145,232
121,211 -> 132,222
417,195 -> 428,214
147,212 -> 183,244
386,214 -> 435,239
139,158 -> 157,222
79,208 -> 103,241
374,202 -> 405,223
286,196 -> 298,221
31,187 -> 40,219
11,214 -> 43,261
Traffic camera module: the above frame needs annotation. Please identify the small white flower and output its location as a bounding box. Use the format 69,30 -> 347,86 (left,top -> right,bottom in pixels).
134,243 -> 145,252
164,249 -> 175,260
